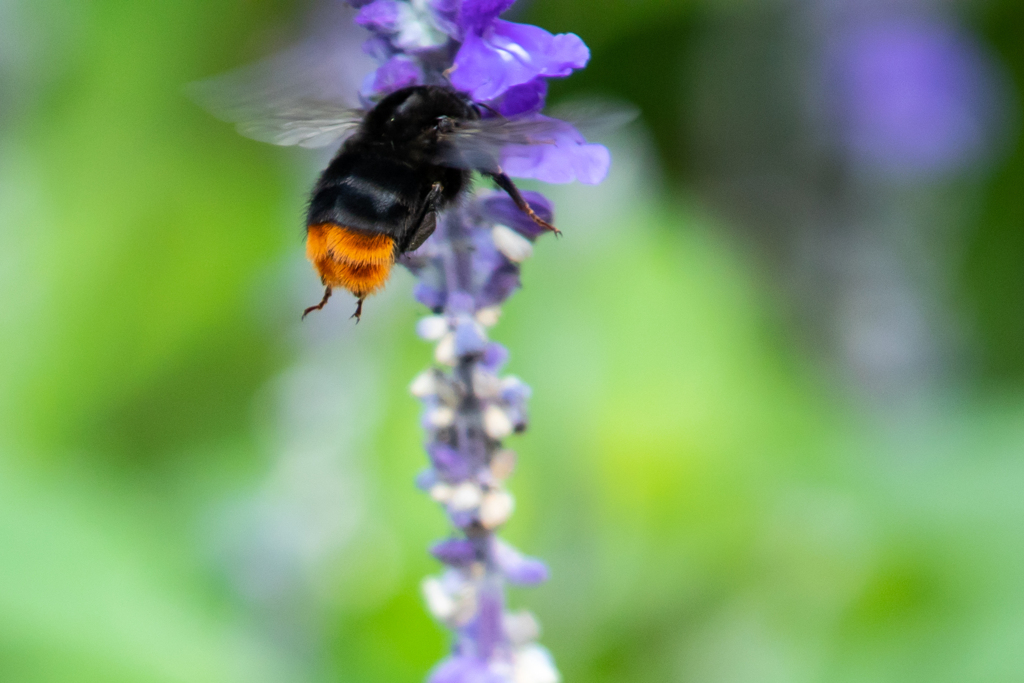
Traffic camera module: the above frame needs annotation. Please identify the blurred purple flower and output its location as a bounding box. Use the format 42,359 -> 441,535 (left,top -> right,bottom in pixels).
828,18 -> 1010,178
430,656 -> 498,683
431,538 -> 479,566
493,539 -> 549,585
355,0 -> 403,32
361,54 -> 424,100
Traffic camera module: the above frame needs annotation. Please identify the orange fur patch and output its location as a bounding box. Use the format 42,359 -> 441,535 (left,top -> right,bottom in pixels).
306,223 -> 395,298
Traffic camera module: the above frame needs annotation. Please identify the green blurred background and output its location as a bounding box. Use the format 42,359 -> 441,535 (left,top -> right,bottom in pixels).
2,1 -> 1024,682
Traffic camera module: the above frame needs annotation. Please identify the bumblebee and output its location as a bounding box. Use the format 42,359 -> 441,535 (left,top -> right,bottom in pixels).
298,84 -> 557,320
194,54 -> 566,321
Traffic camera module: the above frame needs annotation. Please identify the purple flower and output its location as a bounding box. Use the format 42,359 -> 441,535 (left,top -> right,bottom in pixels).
429,656 -> 501,683
481,342 -> 510,372
355,0 -> 403,33
827,18 -> 1008,177
429,442 -> 472,480
415,281 -> 448,311
431,538 -> 479,566
458,0 -> 517,34
455,317 -> 489,356
500,115 -> 611,184
489,78 -> 549,117
361,54 -> 423,100
358,4 -> 610,683
478,263 -> 521,308
451,20 -> 590,102
493,539 -> 549,586
478,191 -> 553,239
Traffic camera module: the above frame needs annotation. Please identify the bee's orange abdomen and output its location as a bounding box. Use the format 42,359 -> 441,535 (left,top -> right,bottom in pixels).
306,223 -> 395,298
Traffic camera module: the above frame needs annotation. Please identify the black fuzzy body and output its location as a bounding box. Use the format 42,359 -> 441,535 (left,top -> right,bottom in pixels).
306,85 -> 478,253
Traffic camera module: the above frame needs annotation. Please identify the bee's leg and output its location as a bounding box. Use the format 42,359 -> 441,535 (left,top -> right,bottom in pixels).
404,182 -> 444,253
487,172 -> 561,236
302,286 -> 333,319
351,298 -> 364,323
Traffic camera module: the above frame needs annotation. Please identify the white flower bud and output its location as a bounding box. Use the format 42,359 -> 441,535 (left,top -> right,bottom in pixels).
480,489 -> 515,529
410,370 -> 437,398
422,575 -> 478,626
472,367 -> 502,399
483,404 -> 514,439
493,224 -> 534,263
490,449 -> 517,480
504,610 -> 541,646
427,405 -> 455,428
417,315 -> 449,341
422,577 -> 456,620
451,586 -> 479,627
475,306 -> 502,328
514,645 -> 560,683
429,483 -> 454,503
449,482 -> 483,511
435,332 -> 457,366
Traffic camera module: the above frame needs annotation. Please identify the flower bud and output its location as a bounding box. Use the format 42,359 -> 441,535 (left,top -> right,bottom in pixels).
410,370 -> 438,398
483,405 -> 514,439
417,315 -> 449,341
493,224 -> 534,263
435,333 -> 458,366
480,489 -> 515,529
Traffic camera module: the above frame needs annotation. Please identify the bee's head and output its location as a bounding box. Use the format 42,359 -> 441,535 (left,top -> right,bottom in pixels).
368,85 -> 477,144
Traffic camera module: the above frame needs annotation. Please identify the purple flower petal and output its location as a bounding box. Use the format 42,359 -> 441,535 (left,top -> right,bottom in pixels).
828,19 -> 1005,177
362,36 -> 394,60
455,318 -> 488,356
478,191 -> 553,239
460,0 -> 517,34
361,54 -> 424,100
474,581 -> 506,659
451,20 -> 590,102
429,656 -> 504,683
355,0 -> 402,33
448,291 -> 477,315
499,115 -> 611,184
415,281 -> 447,311
481,343 -> 510,372
479,262 -> 521,307
428,0 -> 463,39
500,377 -> 532,406
415,468 -> 439,491
449,509 -> 477,528
469,230 -> 508,286
429,442 -> 472,480
431,538 -> 479,566
490,78 -> 548,117
493,539 -> 549,586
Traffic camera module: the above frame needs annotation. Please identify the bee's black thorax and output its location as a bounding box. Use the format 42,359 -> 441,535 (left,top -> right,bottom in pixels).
306,86 -> 479,250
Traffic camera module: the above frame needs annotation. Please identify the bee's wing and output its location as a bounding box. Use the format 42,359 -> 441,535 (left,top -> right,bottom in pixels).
187,14 -> 373,149
435,102 -> 639,172
435,116 -> 570,172
227,102 -> 364,149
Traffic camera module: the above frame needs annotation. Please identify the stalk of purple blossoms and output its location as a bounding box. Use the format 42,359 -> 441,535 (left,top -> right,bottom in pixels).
346,2 -> 609,682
